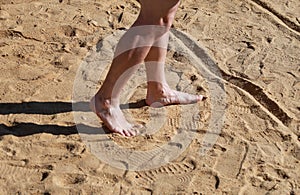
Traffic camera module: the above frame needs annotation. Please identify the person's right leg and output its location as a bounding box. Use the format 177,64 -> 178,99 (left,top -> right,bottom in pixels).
91,32 -> 157,136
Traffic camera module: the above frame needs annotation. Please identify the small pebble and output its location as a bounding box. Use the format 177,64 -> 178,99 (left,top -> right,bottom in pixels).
0,10 -> 10,20
89,20 -> 99,27
190,75 -> 198,81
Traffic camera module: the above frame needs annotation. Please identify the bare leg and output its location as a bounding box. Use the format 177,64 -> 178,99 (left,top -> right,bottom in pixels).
145,48 -> 206,107
143,1 -> 205,107
91,39 -> 153,137
91,1 -> 171,136
91,0 -> 205,136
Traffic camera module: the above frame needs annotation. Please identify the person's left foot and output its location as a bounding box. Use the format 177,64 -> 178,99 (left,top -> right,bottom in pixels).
145,82 -> 206,107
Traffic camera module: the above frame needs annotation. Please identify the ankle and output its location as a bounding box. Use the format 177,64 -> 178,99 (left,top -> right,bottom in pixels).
147,81 -> 173,99
147,81 -> 169,91
94,93 -> 119,107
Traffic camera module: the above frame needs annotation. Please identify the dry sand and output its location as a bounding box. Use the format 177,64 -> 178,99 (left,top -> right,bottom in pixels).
0,0 -> 299,194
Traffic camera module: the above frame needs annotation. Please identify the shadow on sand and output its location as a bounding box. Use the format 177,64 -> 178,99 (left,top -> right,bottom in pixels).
0,100 -> 147,136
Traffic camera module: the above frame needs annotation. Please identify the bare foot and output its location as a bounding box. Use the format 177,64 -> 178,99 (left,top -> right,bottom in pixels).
146,82 -> 206,107
90,96 -> 141,136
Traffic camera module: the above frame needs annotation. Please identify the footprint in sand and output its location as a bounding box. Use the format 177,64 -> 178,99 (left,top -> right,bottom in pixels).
134,158 -> 197,186
0,163 -> 41,183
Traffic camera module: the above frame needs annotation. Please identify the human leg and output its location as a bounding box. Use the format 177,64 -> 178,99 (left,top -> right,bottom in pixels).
92,0 -> 205,136
145,47 -> 206,107
143,0 -> 206,107
91,1 -> 173,136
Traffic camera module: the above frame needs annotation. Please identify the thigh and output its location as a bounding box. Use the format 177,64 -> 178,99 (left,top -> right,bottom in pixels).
138,0 -> 180,25
139,0 -> 180,16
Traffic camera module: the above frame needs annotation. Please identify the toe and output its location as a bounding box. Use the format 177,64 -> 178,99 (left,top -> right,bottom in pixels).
128,129 -> 136,136
111,128 -> 126,136
117,130 -> 126,136
122,130 -> 132,137
127,125 -> 140,136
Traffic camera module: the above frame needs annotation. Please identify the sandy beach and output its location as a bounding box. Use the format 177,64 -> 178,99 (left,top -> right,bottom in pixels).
0,0 -> 299,194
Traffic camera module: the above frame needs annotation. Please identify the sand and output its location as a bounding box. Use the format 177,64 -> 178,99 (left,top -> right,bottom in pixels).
0,0 -> 299,194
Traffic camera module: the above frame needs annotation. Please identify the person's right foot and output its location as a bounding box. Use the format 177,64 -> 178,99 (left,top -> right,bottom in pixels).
90,95 -> 141,136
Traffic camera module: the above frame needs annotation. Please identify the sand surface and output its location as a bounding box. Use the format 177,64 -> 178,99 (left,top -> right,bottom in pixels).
0,0 -> 299,194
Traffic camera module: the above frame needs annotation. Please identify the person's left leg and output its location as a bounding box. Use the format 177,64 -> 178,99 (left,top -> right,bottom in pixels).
143,1 -> 206,107
145,47 -> 206,107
